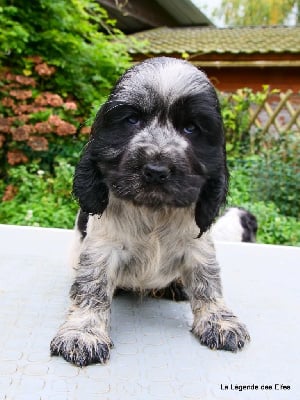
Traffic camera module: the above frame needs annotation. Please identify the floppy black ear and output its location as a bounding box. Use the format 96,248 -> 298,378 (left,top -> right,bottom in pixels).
195,164 -> 228,236
73,146 -> 109,215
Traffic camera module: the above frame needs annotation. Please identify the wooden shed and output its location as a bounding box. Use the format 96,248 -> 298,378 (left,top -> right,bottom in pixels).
127,26 -> 300,92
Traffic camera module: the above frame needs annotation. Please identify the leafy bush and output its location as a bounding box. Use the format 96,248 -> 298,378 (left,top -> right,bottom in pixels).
221,87 -> 299,228
228,156 -> 299,219
218,86 -> 270,157
0,0 -> 131,204
0,63 -> 91,181
0,159 -> 77,228
228,158 -> 300,246
0,0 -> 130,112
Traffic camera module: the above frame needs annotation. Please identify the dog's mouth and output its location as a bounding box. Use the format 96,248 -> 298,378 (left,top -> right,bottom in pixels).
107,169 -> 205,208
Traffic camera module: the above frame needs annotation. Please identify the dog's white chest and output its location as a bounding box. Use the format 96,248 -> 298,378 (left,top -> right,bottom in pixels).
84,200 -> 197,291
116,234 -> 183,290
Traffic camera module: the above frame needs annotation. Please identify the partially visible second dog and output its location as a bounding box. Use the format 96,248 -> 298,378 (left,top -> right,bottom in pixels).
211,207 -> 258,243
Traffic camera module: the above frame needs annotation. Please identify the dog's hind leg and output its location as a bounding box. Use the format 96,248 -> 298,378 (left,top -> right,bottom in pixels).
50,248 -> 116,367
182,237 -> 250,352
149,279 -> 189,301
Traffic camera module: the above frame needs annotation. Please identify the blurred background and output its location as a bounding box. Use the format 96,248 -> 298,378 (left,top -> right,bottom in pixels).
0,0 -> 299,245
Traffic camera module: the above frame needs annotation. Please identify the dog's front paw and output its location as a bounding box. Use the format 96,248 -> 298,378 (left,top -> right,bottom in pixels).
50,330 -> 112,367
192,310 -> 250,352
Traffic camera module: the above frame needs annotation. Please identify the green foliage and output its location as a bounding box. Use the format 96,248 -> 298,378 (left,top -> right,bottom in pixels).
0,65 -> 90,179
228,158 -> 300,246
0,0 -> 131,112
218,86 -> 271,157
221,86 -> 299,228
0,159 -> 77,228
0,0 -> 132,232
228,156 -> 299,219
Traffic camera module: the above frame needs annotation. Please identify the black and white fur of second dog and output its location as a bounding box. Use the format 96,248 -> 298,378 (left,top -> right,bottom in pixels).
211,207 -> 258,243
50,57 -> 250,366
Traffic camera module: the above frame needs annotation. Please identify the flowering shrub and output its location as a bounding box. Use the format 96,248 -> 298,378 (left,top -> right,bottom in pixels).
0,60 -> 90,175
0,1 -> 130,111
0,0 -> 131,214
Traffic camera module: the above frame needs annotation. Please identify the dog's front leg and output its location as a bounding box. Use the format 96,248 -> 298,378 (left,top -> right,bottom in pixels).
50,248 -> 115,367
182,239 -> 250,352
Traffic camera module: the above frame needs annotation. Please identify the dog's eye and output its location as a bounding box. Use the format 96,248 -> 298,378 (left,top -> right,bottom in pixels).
183,124 -> 196,134
127,115 -> 140,125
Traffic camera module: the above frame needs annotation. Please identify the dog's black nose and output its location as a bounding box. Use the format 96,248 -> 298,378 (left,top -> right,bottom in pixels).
142,163 -> 170,184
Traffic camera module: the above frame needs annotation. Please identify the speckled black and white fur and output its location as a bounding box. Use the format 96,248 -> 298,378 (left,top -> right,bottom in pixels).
50,57 -> 250,366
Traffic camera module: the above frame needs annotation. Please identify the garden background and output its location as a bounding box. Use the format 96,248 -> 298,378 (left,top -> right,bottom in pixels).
0,0 -> 299,245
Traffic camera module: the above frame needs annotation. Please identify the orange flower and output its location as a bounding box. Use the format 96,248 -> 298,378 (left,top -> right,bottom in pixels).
7,150 -> 29,165
35,92 -> 63,107
35,121 -> 53,134
35,63 -> 56,77
0,117 -> 12,133
55,121 -> 77,136
11,126 -> 32,141
47,94 -> 64,107
0,134 -> 5,148
80,126 -> 91,135
34,93 -> 49,106
26,55 -> 43,65
9,90 -> 32,100
2,185 -> 18,202
1,97 -> 15,108
5,72 -> 17,82
15,75 -> 36,87
27,136 -> 49,151
15,115 -> 30,123
13,104 -> 32,115
64,101 -> 77,111
48,114 -> 63,126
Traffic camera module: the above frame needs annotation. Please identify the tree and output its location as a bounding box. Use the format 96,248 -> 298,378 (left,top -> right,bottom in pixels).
214,0 -> 300,26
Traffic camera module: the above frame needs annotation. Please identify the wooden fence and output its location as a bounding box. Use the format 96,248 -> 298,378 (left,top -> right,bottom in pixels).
249,90 -> 300,136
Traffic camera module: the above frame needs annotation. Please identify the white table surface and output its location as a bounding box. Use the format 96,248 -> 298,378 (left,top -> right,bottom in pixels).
0,224 -> 299,400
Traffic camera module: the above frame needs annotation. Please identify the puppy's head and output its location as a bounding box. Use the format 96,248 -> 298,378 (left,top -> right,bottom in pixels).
74,57 -> 228,234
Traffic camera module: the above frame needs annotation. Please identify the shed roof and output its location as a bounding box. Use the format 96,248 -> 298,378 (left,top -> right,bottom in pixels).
128,26 -> 300,55
98,0 -> 212,34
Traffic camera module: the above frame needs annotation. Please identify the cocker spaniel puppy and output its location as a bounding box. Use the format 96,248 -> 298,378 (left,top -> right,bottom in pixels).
211,207 -> 258,243
50,57 -> 250,366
